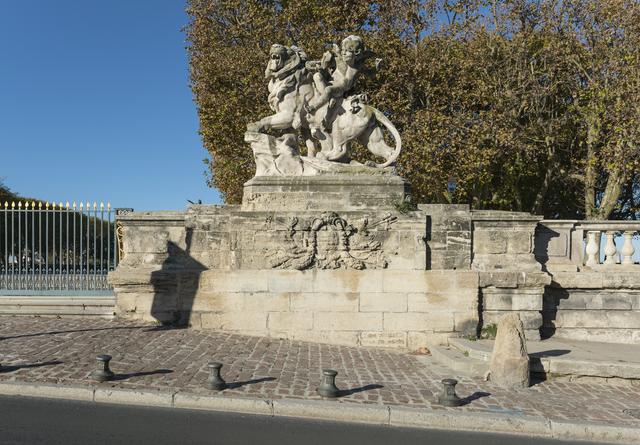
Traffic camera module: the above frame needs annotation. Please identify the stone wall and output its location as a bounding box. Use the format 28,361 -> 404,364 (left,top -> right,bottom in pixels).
108,182 -> 640,349
109,204 -> 484,350
114,269 -> 479,350
109,200 -> 555,349
543,272 -> 640,344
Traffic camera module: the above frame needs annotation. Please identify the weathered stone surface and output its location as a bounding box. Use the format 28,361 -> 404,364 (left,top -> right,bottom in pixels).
359,292 -> 407,312
383,312 -> 454,332
489,313 -> 530,388
242,175 -> 410,212
247,37 -> 402,176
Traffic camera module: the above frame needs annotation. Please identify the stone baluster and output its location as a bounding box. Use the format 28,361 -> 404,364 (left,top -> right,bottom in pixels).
585,231 -> 600,267
603,231 -> 618,265
621,231 -> 636,265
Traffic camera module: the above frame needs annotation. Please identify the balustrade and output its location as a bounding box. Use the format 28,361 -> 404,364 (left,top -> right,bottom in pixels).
535,220 -> 640,270
582,223 -> 639,268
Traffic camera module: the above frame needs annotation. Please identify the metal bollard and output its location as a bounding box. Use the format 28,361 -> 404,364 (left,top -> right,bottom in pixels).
207,362 -> 227,390
317,369 -> 340,398
90,354 -> 115,382
437,378 -> 463,407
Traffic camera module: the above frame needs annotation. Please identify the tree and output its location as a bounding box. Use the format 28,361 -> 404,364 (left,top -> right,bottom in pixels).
186,0 -> 640,219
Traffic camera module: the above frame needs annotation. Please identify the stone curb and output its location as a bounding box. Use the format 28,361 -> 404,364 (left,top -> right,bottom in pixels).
0,381 -> 637,444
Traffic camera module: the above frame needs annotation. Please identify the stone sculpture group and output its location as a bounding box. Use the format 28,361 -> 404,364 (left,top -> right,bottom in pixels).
246,35 -> 402,176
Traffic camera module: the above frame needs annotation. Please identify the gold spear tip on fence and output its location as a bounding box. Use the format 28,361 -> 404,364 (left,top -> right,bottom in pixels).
93,201 -> 97,210
38,202 -> 42,208
11,201 -> 15,208
100,202 -> 104,209
66,201 -> 70,208
45,202 -> 50,208
58,202 -> 63,208
72,201 -> 76,208
18,202 -> 22,208
3,202 -> 8,208
79,201 -> 84,209
32,201 -> 36,208
107,202 -> 111,210
23,202 -> 29,209
86,201 -> 90,209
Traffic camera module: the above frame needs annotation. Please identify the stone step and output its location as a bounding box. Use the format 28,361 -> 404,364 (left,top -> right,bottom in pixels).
449,338 -> 492,361
427,345 -> 489,377
0,296 -> 115,317
445,337 -> 640,381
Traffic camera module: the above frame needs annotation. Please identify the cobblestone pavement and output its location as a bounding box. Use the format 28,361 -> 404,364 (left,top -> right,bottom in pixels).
0,316 -> 639,428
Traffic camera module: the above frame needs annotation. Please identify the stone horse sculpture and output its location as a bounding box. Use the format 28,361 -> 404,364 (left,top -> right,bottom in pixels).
247,36 -> 402,170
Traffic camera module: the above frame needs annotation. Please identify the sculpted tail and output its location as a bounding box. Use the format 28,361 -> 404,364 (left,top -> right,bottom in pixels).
371,107 -> 402,168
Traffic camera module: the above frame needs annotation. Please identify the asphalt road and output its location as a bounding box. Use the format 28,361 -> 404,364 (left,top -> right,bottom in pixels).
0,395 -> 612,445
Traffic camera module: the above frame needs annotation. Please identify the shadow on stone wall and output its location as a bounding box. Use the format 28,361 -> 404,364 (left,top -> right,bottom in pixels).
149,228 -> 207,327
540,286 -> 569,339
533,225 -> 560,273
424,215 -> 432,270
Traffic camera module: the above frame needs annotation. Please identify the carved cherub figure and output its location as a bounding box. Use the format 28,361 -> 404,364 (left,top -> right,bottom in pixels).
305,35 -> 381,117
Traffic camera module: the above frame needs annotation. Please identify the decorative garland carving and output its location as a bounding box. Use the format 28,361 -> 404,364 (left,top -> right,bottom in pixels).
268,212 -> 396,270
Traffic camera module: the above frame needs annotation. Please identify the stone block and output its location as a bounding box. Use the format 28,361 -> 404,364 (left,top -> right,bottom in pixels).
311,270 -> 384,294
479,272 -> 519,288
268,312 -> 313,331
535,229 -> 569,258
551,272 -> 603,289
551,328 -> 638,344
116,293 -> 138,313
602,273 -> 640,289
483,290 -> 542,311
407,291 -> 476,312
290,293 -> 358,312
200,312 -> 267,330
407,292 -> 447,312
473,230 -> 507,254
190,292 -> 290,312
359,331 -> 407,348
292,330 -> 359,347
454,311 -> 478,335
382,271 -> 428,293
484,311 -> 541,330
553,310 -> 636,329
242,175 -> 410,212
548,291 -> 587,310
382,271 -> 477,294
407,331 -> 451,349
436,271 -> 478,291
267,271 -> 315,292
517,272 -> 552,287
199,271 -> 269,292
314,312 -> 383,331
124,228 -> 170,254
359,293 -> 407,312
383,312 -> 454,332
505,230 -> 533,254
587,293 -> 633,310
489,313 -> 530,388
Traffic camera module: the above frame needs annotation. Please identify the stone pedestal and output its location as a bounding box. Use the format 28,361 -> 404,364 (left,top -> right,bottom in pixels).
242,175 -> 411,212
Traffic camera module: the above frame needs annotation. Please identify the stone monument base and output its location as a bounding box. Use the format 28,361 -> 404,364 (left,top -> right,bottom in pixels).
242,175 -> 411,212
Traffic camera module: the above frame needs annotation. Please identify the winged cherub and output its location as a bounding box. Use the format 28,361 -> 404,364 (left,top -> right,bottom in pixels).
304,35 -> 381,120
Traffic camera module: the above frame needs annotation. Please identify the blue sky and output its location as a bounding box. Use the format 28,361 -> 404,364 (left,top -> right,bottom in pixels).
0,0 -> 221,211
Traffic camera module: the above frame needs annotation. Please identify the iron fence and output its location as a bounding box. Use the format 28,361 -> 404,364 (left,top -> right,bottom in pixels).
0,202 -> 129,295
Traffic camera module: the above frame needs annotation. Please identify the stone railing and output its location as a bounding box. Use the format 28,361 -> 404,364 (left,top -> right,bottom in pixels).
535,220 -> 640,270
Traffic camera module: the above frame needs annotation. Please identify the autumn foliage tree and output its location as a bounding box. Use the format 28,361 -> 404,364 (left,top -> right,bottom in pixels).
186,0 -> 640,219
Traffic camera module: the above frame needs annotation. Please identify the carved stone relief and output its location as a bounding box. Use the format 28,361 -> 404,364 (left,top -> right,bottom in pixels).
267,212 -> 397,270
